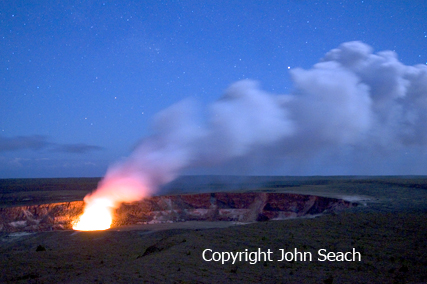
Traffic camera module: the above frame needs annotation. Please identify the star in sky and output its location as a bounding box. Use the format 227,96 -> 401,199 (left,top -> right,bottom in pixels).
0,1 -> 426,178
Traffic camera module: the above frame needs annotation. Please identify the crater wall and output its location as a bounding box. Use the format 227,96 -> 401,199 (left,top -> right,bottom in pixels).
0,192 -> 356,232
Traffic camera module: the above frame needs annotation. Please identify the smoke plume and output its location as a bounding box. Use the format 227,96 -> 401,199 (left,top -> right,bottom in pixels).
85,41 -> 427,206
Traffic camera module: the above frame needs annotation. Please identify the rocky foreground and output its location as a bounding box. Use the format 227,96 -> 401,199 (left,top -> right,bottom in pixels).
0,192 -> 355,232
1,177 -> 427,283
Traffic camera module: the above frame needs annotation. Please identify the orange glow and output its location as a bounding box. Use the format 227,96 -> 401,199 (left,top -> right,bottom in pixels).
72,198 -> 113,231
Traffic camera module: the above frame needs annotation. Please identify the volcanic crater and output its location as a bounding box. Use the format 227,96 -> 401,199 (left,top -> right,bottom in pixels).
0,192 -> 356,233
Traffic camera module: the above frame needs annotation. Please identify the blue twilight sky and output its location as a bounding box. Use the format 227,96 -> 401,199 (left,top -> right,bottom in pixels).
1,1 -> 427,178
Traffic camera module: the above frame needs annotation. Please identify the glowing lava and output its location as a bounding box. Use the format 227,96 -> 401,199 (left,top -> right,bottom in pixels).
72,198 -> 113,231
72,169 -> 152,231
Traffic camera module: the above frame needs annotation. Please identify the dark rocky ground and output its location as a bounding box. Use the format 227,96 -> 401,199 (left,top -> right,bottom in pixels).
1,176 -> 427,283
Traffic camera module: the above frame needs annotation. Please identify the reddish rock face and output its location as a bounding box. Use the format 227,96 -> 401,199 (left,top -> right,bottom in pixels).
0,193 -> 356,232
0,201 -> 85,232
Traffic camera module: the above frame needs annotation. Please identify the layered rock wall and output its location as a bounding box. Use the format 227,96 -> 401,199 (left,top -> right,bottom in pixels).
0,193 -> 356,232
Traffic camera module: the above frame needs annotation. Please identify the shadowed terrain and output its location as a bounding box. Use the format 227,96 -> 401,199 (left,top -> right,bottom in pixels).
1,176 -> 427,283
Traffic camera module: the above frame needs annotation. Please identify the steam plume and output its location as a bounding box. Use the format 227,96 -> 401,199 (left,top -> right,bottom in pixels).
85,41 -> 427,206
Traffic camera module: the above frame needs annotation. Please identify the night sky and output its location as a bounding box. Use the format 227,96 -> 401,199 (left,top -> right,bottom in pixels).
1,1 -> 427,178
